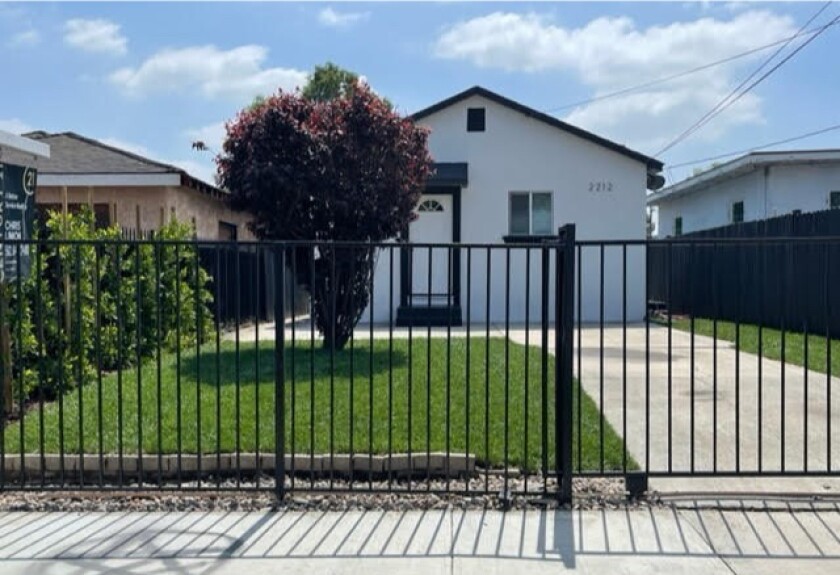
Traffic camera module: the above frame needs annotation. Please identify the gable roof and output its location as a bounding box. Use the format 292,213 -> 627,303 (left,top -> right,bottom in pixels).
411,86 -> 664,172
647,149 -> 840,206
16,131 -> 224,198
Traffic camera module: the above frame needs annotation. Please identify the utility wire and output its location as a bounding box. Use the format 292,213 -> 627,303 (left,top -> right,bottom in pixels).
667,122 -> 840,169
543,19 -> 840,114
656,3 -> 837,156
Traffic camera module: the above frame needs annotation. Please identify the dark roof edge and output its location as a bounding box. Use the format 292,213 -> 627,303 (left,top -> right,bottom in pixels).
410,86 -> 664,171
24,131 -> 227,197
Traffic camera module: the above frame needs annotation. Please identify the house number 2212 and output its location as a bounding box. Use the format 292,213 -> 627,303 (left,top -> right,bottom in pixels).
588,181 -> 613,192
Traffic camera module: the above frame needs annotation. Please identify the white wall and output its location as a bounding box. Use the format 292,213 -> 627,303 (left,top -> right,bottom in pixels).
368,93 -> 651,324
656,170 -> 762,237
767,164 -> 840,216
655,163 -> 840,237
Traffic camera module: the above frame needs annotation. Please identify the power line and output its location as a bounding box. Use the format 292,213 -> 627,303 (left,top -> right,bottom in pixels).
656,3 -> 837,156
667,122 -> 840,169
543,20 -> 840,114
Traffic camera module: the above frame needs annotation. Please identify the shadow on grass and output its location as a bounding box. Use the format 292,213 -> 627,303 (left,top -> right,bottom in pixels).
180,343 -> 408,387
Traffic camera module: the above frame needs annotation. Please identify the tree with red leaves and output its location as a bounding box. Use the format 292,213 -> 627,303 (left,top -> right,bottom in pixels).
217,84 -> 432,349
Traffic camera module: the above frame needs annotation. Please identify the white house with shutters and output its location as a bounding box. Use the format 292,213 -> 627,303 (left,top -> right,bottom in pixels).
648,150 -> 840,238
367,86 -> 663,325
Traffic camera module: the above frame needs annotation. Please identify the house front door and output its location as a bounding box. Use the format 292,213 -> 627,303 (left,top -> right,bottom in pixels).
409,195 -> 453,306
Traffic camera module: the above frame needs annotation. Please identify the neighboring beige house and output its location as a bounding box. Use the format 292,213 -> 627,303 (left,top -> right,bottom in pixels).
3,131 -> 253,240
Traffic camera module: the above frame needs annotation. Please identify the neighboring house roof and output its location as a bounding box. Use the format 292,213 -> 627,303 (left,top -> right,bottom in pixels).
411,86 -> 664,173
647,149 -> 840,206
14,131 -> 225,199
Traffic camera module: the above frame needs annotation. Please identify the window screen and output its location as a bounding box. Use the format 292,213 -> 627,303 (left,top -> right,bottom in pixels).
509,193 -> 530,235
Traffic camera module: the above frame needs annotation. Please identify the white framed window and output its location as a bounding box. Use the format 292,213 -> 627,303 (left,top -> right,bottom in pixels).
674,216 -> 683,237
509,191 -> 553,235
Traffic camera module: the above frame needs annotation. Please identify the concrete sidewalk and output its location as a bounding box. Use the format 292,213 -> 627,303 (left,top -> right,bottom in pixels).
0,504 -> 839,574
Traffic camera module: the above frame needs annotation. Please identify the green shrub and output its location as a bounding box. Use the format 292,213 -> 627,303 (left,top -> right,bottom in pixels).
2,207 -> 215,401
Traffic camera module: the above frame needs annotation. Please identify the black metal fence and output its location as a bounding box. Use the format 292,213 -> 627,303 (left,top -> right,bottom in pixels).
0,234 -> 574,502
577,235 -> 840,482
1,230 -> 838,503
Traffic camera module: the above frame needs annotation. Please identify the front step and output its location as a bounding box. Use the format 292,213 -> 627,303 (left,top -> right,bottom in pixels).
395,305 -> 463,327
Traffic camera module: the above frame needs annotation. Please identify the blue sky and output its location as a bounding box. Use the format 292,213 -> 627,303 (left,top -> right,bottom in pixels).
1,1 -> 838,185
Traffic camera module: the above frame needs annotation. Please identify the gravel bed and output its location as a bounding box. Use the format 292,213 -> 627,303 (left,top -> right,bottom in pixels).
0,474 -> 659,512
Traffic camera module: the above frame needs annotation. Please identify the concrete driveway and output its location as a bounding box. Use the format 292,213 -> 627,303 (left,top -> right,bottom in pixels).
511,323 -> 840,492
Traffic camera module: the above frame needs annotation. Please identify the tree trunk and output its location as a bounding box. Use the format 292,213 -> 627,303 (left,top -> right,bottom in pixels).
303,245 -> 375,351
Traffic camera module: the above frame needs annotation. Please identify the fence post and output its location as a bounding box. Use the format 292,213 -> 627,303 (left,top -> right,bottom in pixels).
274,245 -> 286,501
555,224 -> 575,504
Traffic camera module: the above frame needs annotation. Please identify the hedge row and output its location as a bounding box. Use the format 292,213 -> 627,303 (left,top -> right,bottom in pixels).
1,208 -> 215,401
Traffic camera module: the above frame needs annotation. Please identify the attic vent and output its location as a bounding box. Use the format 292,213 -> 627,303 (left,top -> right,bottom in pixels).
467,108 -> 485,132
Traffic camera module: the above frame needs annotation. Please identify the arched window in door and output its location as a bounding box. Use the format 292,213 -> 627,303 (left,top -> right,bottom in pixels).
418,199 -> 444,212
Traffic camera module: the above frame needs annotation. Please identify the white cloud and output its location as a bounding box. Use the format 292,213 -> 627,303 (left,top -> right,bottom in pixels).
433,10 -> 797,153
8,29 -> 40,48
109,45 -> 307,102
0,118 -> 33,135
318,7 -> 370,28
63,18 -> 127,56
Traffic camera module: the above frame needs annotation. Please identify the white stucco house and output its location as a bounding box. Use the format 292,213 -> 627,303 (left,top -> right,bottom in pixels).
367,86 -> 663,326
648,150 -> 840,237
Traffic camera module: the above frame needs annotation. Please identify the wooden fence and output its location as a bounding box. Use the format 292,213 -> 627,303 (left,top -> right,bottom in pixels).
647,208 -> 840,338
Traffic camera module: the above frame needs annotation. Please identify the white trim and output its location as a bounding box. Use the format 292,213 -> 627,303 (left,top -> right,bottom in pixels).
0,130 -> 50,158
37,173 -> 182,187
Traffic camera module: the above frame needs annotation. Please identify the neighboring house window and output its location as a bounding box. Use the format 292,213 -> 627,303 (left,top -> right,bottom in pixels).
93,204 -> 111,229
218,221 -> 238,241
830,191 -> 840,209
467,108 -> 486,132
418,199 -> 444,212
674,216 -> 683,237
731,201 -> 744,223
509,191 -> 553,235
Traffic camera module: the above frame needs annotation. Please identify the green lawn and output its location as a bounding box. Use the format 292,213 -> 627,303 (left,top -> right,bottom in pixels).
3,337 -> 633,471
669,317 -> 840,378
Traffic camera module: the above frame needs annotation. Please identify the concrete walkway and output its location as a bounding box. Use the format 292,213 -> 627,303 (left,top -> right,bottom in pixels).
1,504 -> 839,574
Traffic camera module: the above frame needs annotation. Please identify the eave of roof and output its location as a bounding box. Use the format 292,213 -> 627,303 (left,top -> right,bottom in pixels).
0,129 -> 50,158
410,86 -> 664,172
647,149 -> 840,206
23,131 -> 227,198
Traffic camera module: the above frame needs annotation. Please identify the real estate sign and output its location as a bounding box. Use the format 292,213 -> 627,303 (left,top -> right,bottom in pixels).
0,162 -> 36,282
